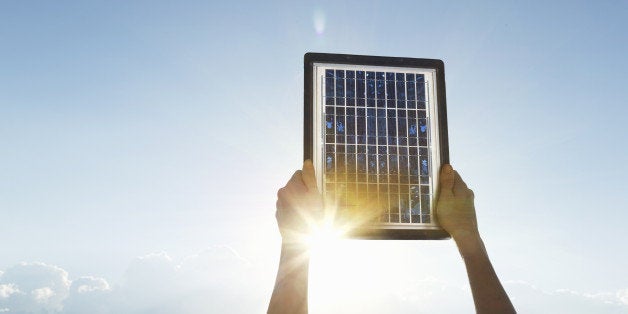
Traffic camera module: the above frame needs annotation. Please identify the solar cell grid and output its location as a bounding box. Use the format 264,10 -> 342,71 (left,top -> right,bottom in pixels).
322,67 -> 433,225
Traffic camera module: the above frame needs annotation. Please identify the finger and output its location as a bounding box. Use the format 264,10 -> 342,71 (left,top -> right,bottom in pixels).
285,170 -> 307,193
288,170 -> 302,185
453,170 -> 469,196
440,164 -> 454,195
302,159 -> 318,192
466,188 -> 475,199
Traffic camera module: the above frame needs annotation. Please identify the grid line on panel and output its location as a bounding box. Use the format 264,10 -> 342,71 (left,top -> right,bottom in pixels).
384,72 -> 392,222
413,75 -> 421,223
372,71 -> 382,223
395,74 -> 402,223
424,78 -> 432,222
403,73 -> 410,224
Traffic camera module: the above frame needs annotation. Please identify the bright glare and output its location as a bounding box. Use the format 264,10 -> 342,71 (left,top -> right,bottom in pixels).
305,223 -> 344,253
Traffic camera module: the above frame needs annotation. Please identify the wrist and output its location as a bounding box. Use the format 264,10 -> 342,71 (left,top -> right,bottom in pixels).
453,232 -> 484,257
280,240 -> 309,254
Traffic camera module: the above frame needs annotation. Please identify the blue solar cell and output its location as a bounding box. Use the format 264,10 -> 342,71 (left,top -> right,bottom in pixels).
356,79 -> 365,99
396,81 -> 406,100
407,81 -> 416,101
420,185 -> 429,194
420,176 -> 429,184
336,79 -> 345,97
326,154 -> 334,172
388,155 -> 398,174
386,80 -> 395,99
410,158 -> 419,176
401,207 -> 410,223
398,136 -> 408,145
376,80 -> 385,98
387,117 -> 396,136
417,81 -> 426,101
346,116 -> 355,136
367,116 -> 376,136
325,78 -> 334,97
326,114 -> 334,132
377,117 -> 386,136
420,198 -> 430,214
366,79 -> 375,98
346,79 -> 355,98
419,119 -> 428,135
409,123 -> 417,135
399,156 -> 408,175
357,154 -> 367,173
336,118 -> 345,133
421,158 -> 429,175
399,119 -> 407,136
357,117 -> 365,137
419,137 -> 427,146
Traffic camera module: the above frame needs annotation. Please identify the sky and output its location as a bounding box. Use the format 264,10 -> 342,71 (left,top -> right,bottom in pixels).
1,0 -> 627,313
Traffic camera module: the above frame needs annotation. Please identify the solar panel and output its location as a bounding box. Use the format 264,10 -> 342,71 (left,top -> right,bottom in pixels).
304,53 -> 450,240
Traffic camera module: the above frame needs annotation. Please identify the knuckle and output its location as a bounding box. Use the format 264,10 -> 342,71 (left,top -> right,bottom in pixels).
277,187 -> 286,199
467,189 -> 475,198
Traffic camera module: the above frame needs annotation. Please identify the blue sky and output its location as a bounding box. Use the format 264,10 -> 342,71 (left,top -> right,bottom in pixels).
1,1 -> 627,313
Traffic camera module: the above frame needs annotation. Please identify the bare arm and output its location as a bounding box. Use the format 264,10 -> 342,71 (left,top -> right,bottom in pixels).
267,160 -> 322,314
437,164 -> 516,314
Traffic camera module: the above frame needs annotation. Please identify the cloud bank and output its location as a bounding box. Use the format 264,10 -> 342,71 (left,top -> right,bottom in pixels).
1,247 -> 627,314
0,246 -> 264,314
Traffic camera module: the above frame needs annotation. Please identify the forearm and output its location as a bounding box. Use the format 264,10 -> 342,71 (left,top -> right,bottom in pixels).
456,234 -> 516,314
267,242 -> 310,314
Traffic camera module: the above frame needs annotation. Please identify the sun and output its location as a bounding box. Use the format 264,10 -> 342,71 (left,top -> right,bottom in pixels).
304,222 -> 344,252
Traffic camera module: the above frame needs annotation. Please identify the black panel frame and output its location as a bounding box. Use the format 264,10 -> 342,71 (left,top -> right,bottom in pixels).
304,52 -> 450,240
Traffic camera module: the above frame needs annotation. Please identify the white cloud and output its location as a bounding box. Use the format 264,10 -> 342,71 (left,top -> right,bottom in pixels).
505,281 -> 628,314
618,289 -> 628,305
0,285 -> 19,299
72,277 -> 110,294
32,287 -> 54,303
0,249 -> 626,314
0,262 -> 70,313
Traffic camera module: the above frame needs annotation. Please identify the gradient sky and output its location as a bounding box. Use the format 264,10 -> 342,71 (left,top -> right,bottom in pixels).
1,1 -> 627,313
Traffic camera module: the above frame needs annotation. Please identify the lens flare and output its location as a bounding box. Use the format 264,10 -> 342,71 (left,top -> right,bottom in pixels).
313,9 -> 326,35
